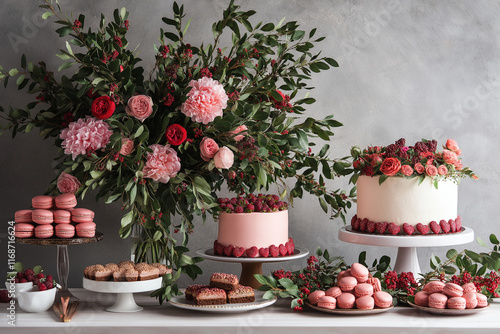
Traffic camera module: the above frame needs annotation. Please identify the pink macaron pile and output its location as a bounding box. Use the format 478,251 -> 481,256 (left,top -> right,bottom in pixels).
414,281 -> 489,310
308,263 -> 393,310
14,194 -> 96,239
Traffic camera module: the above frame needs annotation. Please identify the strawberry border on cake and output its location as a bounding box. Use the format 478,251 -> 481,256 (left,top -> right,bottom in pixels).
213,237 -> 295,258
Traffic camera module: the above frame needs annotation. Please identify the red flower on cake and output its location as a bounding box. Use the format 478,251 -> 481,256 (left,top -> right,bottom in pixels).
401,165 -> 413,176
91,96 -> 115,120
380,157 -> 401,176
165,124 -> 187,146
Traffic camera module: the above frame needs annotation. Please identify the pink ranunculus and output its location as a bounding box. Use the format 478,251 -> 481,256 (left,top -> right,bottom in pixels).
446,139 -> 460,152
57,172 -> 81,194
120,138 -> 134,156
414,162 -> 425,174
125,95 -> 154,122
60,116 -> 112,160
180,77 -> 228,124
425,164 -> 438,177
214,146 -> 234,169
438,165 -> 448,176
442,149 -> 459,165
200,137 -> 219,161
228,125 -> 248,142
401,165 -> 414,176
142,144 -> 181,183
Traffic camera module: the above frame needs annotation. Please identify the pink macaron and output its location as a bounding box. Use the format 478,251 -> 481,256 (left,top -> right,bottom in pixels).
462,283 -> 476,294
350,263 -> 369,283
337,293 -> 356,309
447,296 -> 466,310
423,281 -> 445,294
307,290 -> 326,305
356,295 -> 375,310
317,296 -> 336,310
463,292 -> 478,309
76,222 -> 96,238
14,223 -> 35,238
338,276 -> 358,292
55,193 -> 77,209
325,286 -> 342,298
71,208 -> 95,223
32,209 -> 54,224
337,269 -> 352,281
373,291 -> 393,308
34,224 -> 54,239
14,210 -> 33,223
428,292 -> 448,309
31,195 -> 54,209
354,283 -> 374,298
476,293 -> 488,308
443,283 -> 463,297
53,210 -> 72,224
367,277 -> 382,293
414,291 -> 430,307
55,224 -> 75,238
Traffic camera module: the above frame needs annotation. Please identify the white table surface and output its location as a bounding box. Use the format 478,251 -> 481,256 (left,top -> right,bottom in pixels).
1,289 -> 499,334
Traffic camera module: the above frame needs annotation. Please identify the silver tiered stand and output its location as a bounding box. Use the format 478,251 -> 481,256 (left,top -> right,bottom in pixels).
338,227 -> 474,275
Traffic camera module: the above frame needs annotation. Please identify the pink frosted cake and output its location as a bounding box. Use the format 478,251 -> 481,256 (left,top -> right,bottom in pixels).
213,194 -> 294,258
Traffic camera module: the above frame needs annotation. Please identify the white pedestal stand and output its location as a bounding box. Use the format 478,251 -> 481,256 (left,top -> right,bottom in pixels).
338,227 -> 474,275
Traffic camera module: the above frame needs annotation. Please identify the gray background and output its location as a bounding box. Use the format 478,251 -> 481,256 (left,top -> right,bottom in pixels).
0,0 -> 498,289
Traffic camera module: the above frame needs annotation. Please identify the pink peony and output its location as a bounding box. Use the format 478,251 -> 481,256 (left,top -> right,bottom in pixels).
438,165 -> 448,176
214,146 -> 234,169
120,138 -> 134,156
126,95 -> 154,122
200,137 -> 219,161
442,150 -> 459,165
401,165 -> 414,176
228,125 -> 248,142
142,144 -> 181,183
425,164 -> 438,177
455,160 -> 463,170
180,77 -> 228,124
60,116 -> 112,160
446,139 -> 459,152
57,172 -> 81,194
414,162 -> 425,174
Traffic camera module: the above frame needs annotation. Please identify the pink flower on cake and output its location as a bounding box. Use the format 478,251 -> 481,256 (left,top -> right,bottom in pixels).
401,165 -> 413,176
60,117 -> 112,160
143,144 -> 181,183
200,137 -> 219,161
120,138 -> 134,156
414,162 -> 425,174
442,149 -> 459,165
214,146 -> 234,169
57,172 -> 81,194
228,125 -> 247,142
125,95 -> 154,122
425,164 -> 438,177
180,77 -> 228,124
438,165 -> 448,176
380,157 -> 401,176
446,139 -> 459,152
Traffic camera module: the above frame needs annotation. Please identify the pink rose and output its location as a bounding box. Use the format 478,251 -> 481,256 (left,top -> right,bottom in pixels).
414,162 -> 425,174
401,165 -> 414,176
125,95 -> 154,122
214,146 -> 234,169
200,137 -> 219,161
142,144 -> 181,183
57,172 -> 81,194
228,125 -> 248,142
446,139 -> 459,152
442,150 -> 458,165
120,138 -> 134,156
438,165 -> 448,176
180,77 -> 228,124
425,164 -> 438,177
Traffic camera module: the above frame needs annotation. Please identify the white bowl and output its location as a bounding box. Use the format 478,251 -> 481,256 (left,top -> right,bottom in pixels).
5,281 -> 33,299
17,287 -> 56,312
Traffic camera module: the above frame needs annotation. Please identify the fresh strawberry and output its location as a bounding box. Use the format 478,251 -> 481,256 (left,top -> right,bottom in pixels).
224,245 -> 234,257
416,223 -> 430,235
388,223 -> 400,235
269,245 -> 279,257
38,283 -> 47,291
360,218 -> 368,232
20,278 -> 27,283
351,215 -> 358,228
455,216 -> 462,231
45,281 -> 53,289
246,246 -> 259,258
376,222 -> 388,234
403,223 -> 415,235
450,219 -> 457,233
353,218 -> 360,231
259,247 -> 270,258
0,290 -> 11,303
232,247 -> 245,258
36,273 -> 45,279
429,221 -> 441,234
367,221 -> 376,233
215,242 -> 224,256
286,241 -> 294,255
440,219 -> 451,233
279,244 -> 288,256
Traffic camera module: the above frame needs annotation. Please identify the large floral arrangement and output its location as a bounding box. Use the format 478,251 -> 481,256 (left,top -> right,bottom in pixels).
0,1 -> 354,299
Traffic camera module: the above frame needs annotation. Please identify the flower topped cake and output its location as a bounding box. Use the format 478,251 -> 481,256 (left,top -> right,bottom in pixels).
349,139 -> 476,235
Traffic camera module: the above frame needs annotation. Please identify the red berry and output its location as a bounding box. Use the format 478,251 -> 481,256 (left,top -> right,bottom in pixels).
455,216 -> 462,231
388,223 -> 400,235
259,247 -> 270,258
20,278 -> 27,283
430,221 -> 441,234
215,241 -> 224,256
45,281 -> 53,289
14,278 -> 19,283
24,269 -> 34,276
278,244 -> 287,256
16,272 -> 24,279
376,222 -> 388,234
440,219 -> 451,233
269,245 -> 279,257
38,283 -> 47,291
232,247 -> 245,257
416,223 -> 430,235
403,223 -> 415,235
25,275 -> 34,282
449,219 -> 457,233
246,246 -> 258,258
367,221 -> 376,233
350,215 -> 358,227
235,206 -> 244,213
224,245 -> 234,257
353,218 -> 360,230
36,273 -> 45,279
359,218 -> 368,232
286,241 -> 294,255
0,290 -> 11,303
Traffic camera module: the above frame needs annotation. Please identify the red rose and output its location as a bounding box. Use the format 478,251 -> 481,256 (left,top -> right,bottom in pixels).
91,96 -> 115,120
165,124 -> 187,146
380,157 -> 401,176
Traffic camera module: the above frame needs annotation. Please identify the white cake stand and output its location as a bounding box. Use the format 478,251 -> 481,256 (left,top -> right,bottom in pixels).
338,227 -> 474,275
82,277 -> 162,312
196,247 -> 309,288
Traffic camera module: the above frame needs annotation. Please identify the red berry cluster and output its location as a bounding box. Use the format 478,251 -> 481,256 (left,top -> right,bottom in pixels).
14,269 -> 55,291
384,271 -> 418,296
217,194 -> 288,213
450,270 -> 500,298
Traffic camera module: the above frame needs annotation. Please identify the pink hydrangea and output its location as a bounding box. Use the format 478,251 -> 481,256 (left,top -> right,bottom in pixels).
142,144 -> 181,183
60,117 -> 112,160
180,77 -> 228,124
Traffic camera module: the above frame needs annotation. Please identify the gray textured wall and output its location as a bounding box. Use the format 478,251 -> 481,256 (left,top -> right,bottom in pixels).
1,0 -> 498,289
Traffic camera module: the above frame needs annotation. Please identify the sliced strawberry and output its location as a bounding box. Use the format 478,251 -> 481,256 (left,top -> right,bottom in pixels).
429,221 -> 441,234
353,218 -> 360,231
351,214 -> 358,228
455,216 -> 462,232
449,219 -> 457,233
367,221 -> 376,233
388,223 -> 400,235
279,244 -> 288,256
233,247 -> 245,257
286,241 -> 294,255
215,242 -> 224,256
440,219 -> 451,233
269,244 -> 279,257
224,245 -> 234,257
403,223 -> 415,235
416,223 -> 430,235
259,247 -> 270,258
246,246 -> 259,258
376,222 -> 388,234
360,218 -> 368,232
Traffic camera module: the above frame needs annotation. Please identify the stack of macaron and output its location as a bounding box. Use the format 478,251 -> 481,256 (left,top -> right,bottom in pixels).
14,194 -> 96,239
414,281 -> 488,310
308,263 -> 393,310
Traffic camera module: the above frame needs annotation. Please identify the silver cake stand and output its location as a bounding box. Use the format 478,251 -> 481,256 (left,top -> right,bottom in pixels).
338,227 -> 474,276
